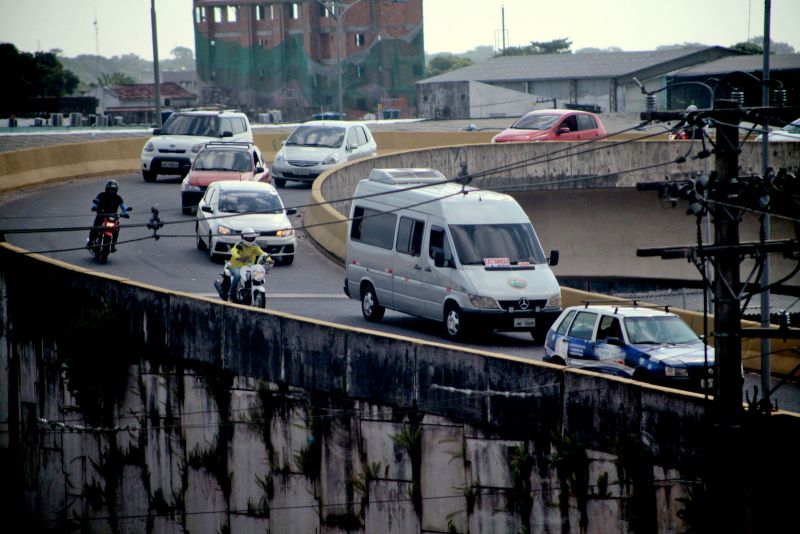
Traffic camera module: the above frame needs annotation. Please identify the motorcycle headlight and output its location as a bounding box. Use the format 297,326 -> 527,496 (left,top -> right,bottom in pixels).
468,294 -> 499,310
217,225 -> 233,235
321,153 -> 339,165
276,228 -> 293,237
665,366 -> 689,377
546,293 -> 561,309
143,142 -> 154,152
253,271 -> 265,282
191,143 -> 205,153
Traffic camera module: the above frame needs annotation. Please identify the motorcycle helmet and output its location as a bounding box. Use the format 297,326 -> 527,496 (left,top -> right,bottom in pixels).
105,179 -> 120,194
242,228 -> 258,243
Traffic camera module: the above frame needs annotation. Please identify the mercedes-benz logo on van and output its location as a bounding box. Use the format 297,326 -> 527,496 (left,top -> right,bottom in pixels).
518,297 -> 530,310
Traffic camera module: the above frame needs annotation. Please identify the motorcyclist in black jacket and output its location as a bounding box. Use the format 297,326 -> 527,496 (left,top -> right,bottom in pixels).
87,180 -> 129,251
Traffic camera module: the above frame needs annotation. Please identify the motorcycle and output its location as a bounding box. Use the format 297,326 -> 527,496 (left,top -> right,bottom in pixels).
214,253 -> 273,308
90,207 -> 132,264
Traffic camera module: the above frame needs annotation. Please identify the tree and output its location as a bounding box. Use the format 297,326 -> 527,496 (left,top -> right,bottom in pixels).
746,36 -> 796,54
496,38 -> 572,57
97,72 -> 137,87
731,41 -> 763,55
426,54 -> 473,77
0,43 -> 79,114
575,46 -> 623,54
162,46 -> 195,71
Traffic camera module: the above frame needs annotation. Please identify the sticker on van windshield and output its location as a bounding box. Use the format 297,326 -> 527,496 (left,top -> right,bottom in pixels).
484,257 -> 510,266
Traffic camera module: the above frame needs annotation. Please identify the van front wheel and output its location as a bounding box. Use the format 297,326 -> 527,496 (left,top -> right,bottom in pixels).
361,285 -> 385,322
444,303 -> 466,341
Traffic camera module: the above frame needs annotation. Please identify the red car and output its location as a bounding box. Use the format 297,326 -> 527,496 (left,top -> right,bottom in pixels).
491,109 -> 606,143
180,142 -> 270,214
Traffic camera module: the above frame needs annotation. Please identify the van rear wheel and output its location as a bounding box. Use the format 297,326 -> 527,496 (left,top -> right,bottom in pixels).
361,285 -> 385,322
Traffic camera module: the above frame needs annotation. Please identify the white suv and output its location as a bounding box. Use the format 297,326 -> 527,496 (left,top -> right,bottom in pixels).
140,110 -> 253,182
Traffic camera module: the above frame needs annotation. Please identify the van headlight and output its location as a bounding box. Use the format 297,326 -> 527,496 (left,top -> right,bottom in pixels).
143,142 -> 154,152
546,293 -> 561,309
665,366 -> 689,377
322,153 -> 339,165
191,143 -> 205,153
468,294 -> 499,310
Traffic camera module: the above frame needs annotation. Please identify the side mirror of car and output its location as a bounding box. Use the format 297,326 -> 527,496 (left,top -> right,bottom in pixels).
256,166 -> 265,174
152,128 -> 161,135
548,250 -> 559,267
201,205 -> 213,213
220,130 -> 233,138
286,208 -> 297,215
558,127 -> 570,134
605,337 -> 625,347
347,143 -> 357,151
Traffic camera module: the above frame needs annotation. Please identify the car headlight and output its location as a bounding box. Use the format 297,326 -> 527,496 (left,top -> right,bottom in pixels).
321,153 -> 339,165
274,150 -> 285,162
181,180 -> 202,192
143,142 -> 154,152
468,294 -> 499,310
276,228 -> 293,237
217,225 -> 233,235
546,293 -> 561,309
665,366 -> 689,377
191,143 -> 205,153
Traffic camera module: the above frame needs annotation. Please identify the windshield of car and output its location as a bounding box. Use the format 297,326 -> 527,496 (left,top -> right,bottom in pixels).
510,113 -> 560,130
218,191 -> 283,214
285,126 -> 346,148
781,120 -> 800,134
194,150 -> 251,172
624,315 -> 700,344
448,223 -> 547,265
160,115 -> 217,136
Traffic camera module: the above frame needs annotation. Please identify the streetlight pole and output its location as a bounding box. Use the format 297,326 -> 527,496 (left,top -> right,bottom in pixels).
314,0 -> 367,116
150,0 -> 162,127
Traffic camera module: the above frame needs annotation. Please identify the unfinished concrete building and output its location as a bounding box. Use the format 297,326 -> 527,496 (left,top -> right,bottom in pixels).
193,0 -> 424,120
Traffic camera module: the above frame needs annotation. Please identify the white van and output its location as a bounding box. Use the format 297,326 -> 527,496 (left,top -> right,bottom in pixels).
343,168 -> 562,342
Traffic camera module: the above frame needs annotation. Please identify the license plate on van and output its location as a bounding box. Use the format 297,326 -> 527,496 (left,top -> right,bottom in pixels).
514,318 -> 535,328
162,161 -> 179,168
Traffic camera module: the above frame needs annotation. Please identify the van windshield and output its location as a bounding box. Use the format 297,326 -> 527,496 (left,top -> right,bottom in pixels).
448,223 -> 547,265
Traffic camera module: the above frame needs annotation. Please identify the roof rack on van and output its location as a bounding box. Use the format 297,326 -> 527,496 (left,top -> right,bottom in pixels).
367,168 -> 447,185
580,299 -> 670,314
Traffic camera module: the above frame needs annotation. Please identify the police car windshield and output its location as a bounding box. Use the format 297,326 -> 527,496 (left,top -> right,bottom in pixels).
161,115 -> 217,136
448,223 -> 547,265
624,316 -> 700,345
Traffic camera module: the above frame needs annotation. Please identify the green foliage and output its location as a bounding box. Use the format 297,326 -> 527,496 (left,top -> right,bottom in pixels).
426,53 -> 474,77
97,72 -> 137,87
0,43 -> 79,106
731,42 -> 763,55
497,38 -> 572,57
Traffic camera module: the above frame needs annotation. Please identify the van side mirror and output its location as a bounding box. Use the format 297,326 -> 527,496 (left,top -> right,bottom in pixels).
434,251 -> 445,268
286,208 -> 297,215
201,205 -> 213,213
549,250 -> 559,267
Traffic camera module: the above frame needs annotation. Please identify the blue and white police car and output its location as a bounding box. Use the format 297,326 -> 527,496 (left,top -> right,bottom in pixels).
544,303 -> 715,391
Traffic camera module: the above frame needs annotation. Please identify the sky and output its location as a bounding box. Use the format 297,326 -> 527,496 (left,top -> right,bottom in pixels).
0,0 -> 798,60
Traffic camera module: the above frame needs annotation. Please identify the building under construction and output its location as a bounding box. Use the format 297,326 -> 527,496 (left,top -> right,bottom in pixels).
193,0 -> 424,121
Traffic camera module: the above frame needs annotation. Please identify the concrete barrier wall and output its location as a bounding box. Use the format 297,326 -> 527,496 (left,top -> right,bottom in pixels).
3,243 -> 797,532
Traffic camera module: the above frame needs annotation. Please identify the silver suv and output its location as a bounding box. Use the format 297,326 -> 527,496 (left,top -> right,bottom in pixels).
140,110 -> 253,182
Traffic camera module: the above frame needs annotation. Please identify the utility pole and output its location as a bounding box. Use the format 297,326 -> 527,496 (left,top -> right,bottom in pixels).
759,0 -> 772,406
151,0 -> 162,127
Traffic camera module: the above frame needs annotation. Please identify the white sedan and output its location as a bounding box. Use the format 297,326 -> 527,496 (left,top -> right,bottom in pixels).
755,117 -> 800,142
195,181 -> 297,264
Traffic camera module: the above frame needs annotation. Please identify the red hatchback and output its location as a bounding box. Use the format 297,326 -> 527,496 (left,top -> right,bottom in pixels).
491,109 -> 606,143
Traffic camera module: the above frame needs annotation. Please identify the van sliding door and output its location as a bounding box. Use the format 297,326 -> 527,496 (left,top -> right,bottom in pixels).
392,216 -> 426,317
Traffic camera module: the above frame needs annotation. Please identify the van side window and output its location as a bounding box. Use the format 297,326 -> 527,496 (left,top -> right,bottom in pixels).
396,217 -> 424,256
429,225 -> 453,263
351,205 -> 396,250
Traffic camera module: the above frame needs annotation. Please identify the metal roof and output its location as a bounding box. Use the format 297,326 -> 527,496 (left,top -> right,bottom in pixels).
418,47 -> 730,84
668,53 -> 800,77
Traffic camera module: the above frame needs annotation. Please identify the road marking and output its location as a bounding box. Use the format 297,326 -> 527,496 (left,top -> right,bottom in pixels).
196,293 -> 347,298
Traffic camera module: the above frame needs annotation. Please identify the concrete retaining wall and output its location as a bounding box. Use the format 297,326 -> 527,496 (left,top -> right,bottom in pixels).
3,244 -> 797,532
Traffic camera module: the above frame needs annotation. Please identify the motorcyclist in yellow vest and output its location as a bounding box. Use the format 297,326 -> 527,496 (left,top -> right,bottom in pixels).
227,228 -> 270,301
